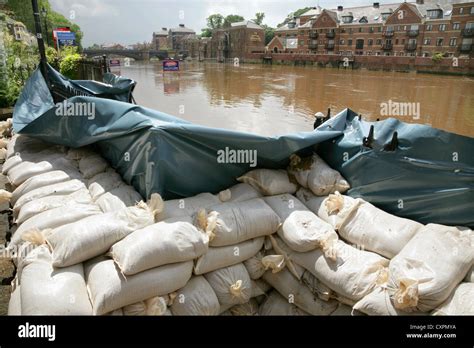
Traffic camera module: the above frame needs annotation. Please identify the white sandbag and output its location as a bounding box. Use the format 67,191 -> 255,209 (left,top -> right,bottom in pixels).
0,147 -> 7,160
47,197 -> 161,267
87,169 -> 125,200
122,296 -> 168,316
5,135 -> 58,163
465,265 -> 473,283
337,200 -> 423,259
330,303 -> 353,316
218,183 -> 262,203
288,153 -> 350,196
85,257 -> 193,315
203,198 -> 280,247
237,169 -> 297,196
170,276 -> 220,315
9,204 -> 102,249
388,224 -> 474,312
10,170 -> 81,205
156,192 -> 220,221
104,185 -> 143,206
110,216 -> 208,275
229,298 -> 259,316
251,279 -> 272,298
264,194 -> 338,253
296,189 -> 358,230
300,267 -> 334,302
8,156 -> 77,186
95,192 -> 127,212
20,245 -> 92,315
353,286 -> 422,316
8,286 -> 22,315
259,290 -> 309,316
204,263 -> 252,306
16,189 -> 92,224
243,251 -> 266,280
194,237 -> 264,275
13,179 -> 86,215
271,236 -> 388,302
78,154 -> 109,179
432,283 -> 474,315
262,268 -> 339,315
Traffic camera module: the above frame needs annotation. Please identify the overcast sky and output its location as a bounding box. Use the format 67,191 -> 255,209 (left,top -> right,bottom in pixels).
50,0 -> 405,47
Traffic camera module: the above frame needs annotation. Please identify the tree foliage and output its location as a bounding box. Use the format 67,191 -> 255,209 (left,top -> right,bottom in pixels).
277,7 -> 311,27
253,12 -> 265,25
223,14 -> 244,28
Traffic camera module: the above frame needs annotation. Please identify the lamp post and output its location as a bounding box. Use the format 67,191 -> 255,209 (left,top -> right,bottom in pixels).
41,6 -> 50,46
31,0 -> 48,83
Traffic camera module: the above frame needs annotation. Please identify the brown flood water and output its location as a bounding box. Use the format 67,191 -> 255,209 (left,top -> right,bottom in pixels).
120,61 -> 474,138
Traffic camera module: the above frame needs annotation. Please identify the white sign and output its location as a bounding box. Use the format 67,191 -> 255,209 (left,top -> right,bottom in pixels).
286,38 -> 298,49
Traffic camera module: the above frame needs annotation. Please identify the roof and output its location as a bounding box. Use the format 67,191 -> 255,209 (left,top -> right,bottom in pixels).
169,26 -> 195,33
153,30 -> 168,36
230,20 -> 263,29
300,6 -> 324,17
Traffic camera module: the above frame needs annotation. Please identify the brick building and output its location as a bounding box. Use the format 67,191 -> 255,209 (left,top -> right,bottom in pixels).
168,24 -> 195,51
268,0 -> 474,58
152,28 -> 168,50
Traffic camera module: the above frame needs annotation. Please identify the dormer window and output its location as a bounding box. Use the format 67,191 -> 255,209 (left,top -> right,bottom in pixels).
359,16 -> 368,23
342,16 -> 353,23
427,9 -> 443,19
381,13 -> 391,20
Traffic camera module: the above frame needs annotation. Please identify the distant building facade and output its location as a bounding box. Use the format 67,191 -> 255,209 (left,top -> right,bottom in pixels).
267,0 -> 474,58
168,24 -> 195,51
152,28 -> 168,50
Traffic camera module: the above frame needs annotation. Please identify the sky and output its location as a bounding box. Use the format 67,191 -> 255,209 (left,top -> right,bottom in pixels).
50,0 -> 406,47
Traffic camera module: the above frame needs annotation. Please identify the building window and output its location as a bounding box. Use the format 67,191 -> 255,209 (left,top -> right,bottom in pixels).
341,28 -> 346,33
471,7 -> 474,14
299,40 -> 304,46
340,39 -> 345,45
424,38 -> 431,45
342,16 -> 353,24
300,30 -> 304,35
349,28 -> 353,34
459,7 -> 464,14
395,39 -> 399,45
348,39 -> 353,46
368,39 -> 373,46
359,27 -> 363,33
356,39 -> 364,49
449,38 -> 457,46
426,24 -> 432,31
427,10 -> 442,19
369,27 -> 374,33
423,52 -> 430,57
453,23 -> 460,30
376,39 -> 382,45
436,38 -> 443,46
378,27 -> 382,32
439,24 -> 447,32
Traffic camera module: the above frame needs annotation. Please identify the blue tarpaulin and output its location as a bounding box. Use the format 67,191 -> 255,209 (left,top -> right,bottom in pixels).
12,66 -> 474,228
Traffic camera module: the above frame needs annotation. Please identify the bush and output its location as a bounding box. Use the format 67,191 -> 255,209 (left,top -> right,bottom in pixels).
58,46 -> 82,79
432,52 -> 444,63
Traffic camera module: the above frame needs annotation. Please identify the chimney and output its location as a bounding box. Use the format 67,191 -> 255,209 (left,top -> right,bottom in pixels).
162,27 -> 167,31
416,0 -> 424,4
337,6 -> 343,11
373,2 -> 380,8
179,24 -> 185,28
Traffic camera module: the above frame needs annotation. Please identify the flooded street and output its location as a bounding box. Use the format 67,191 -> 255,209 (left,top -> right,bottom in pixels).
121,62 -> 474,137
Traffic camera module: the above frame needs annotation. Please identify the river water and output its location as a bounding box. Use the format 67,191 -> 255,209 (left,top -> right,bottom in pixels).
120,61 -> 474,138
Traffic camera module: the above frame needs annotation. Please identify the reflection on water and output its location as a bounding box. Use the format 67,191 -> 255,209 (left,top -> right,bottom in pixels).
119,61 -> 474,137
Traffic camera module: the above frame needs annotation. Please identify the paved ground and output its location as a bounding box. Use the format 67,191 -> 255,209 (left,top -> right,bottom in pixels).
0,170 -> 14,315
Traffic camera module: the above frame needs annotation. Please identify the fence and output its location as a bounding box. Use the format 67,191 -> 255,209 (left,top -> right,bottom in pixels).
77,58 -> 107,81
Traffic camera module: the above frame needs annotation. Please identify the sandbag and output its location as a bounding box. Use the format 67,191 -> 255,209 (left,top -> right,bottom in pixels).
262,268 -> 338,315
110,216 -> 208,275
47,199 -> 160,267
16,189 -> 92,224
218,183 -> 262,203
8,156 -> 78,186
11,169 -> 81,205
9,203 -> 102,249
156,192 -> 220,221
353,287 -> 423,316
388,224 -> 473,312
20,245 -> 92,315
203,198 -> 280,247
330,303 -> 353,316
237,169 -> 297,196
122,296 -> 168,316
170,276 -> 220,315
271,236 -> 388,302
13,179 -> 86,215
288,153 -> 350,196
104,185 -> 143,206
5,135 -> 56,162
194,237 -> 264,275
264,194 -> 338,253
296,189 -> 358,230
85,257 -> 193,315
204,263 -> 252,306
259,290 -> 309,316
78,154 -> 109,179
88,169 -> 125,200
228,298 -> 259,316
95,192 -> 127,212
432,283 -> 474,315
8,286 -> 21,315
336,198 -> 423,259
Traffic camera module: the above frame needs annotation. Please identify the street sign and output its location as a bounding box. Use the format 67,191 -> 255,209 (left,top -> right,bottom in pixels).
109,59 -> 121,67
163,59 -> 179,71
55,31 -> 76,47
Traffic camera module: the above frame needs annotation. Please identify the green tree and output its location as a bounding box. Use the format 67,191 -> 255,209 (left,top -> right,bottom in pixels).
253,12 -> 265,25
6,0 -> 83,49
263,26 -> 275,45
278,7 -> 311,27
223,14 -> 244,28
207,14 -> 224,30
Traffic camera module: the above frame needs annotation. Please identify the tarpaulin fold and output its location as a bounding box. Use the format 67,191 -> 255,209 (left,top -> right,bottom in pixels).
12,67 -> 474,228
